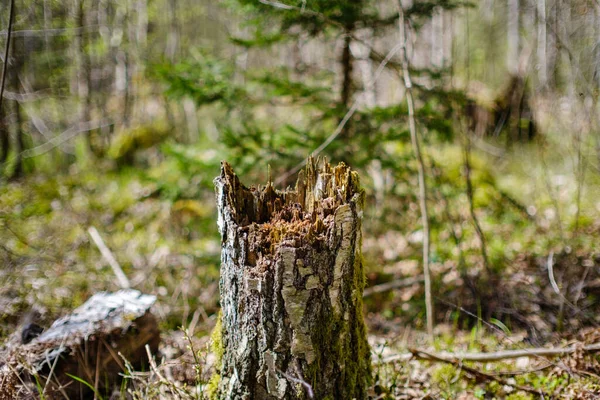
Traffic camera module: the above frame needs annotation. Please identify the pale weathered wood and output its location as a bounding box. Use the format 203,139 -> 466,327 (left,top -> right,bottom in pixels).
0,289 -> 159,399
212,158 -> 371,400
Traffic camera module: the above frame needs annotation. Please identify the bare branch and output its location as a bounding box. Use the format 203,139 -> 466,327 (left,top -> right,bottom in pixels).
258,0 -> 295,10
0,25 -> 98,38
380,342 -> 600,364
2,89 -> 50,102
88,226 -> 130,289
407,348 -> 547,396
277,369 -> 314,399
20,120 -> 112,159
363,275 -> 424,297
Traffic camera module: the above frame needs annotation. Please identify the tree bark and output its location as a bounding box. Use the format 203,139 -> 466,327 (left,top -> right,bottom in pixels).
212,158 -> 371,400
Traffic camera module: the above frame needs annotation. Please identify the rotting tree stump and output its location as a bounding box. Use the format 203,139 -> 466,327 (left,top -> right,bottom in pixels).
213,158 -> 371,400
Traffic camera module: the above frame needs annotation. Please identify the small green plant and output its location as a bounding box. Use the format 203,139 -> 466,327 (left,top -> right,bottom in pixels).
32,372 -> 46,400
65,373 -> 105,400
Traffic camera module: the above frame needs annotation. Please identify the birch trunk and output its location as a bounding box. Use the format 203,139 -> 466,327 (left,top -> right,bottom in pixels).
507,0 -> 519,74
537,0 -> 548,88
212,159 -> 371,400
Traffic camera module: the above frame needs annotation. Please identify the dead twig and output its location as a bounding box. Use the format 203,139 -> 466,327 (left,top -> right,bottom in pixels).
463,123 -> 491,275
277,368 -> 314,399
21,120 -> 113,159
547,251 -> 579,313
363,275 -> 424,297
0,0 -> 15,115
87,226 -> 130,289
43,336 -> 67,396
380,342 -> 600,364
408,348 -> 547,397
145,344 -> 189,399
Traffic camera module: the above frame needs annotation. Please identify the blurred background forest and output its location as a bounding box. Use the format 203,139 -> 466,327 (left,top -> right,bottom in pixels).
1,0 -> 600,397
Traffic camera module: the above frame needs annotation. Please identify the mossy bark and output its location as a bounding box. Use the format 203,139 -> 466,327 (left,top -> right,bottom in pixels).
213,158 -> 371,400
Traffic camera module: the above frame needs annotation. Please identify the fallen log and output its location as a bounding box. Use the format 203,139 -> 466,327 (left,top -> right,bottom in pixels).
0,289 -> 159,399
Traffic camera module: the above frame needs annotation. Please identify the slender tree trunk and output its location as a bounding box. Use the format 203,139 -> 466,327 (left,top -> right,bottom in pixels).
340,29 -> 354,108
431,7 -> 444,68
350,28 -> 376,108
213,159 -> 371,400
549,0 -> 559,86
136,0 -> 148,46
43,0 -> 52,50
537,0 -> 548,88
121,0 -> 133,126
97,0 -> 112,149
339,24 -> 355,139
77,0 -> 93,151
165,0 -> 179,62
463,133 -> 491,275
8,32 -> 25,179
595,3 -> 600,90
0,0 -> 15,117
397,3 -> 434,339
0,0 -> 12,166
0,104 -> 8,166
507,0 -> 519,74
11,94 -> 24,179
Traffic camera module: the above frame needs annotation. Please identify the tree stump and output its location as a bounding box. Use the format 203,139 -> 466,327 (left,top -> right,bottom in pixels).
213,158 -> 371,400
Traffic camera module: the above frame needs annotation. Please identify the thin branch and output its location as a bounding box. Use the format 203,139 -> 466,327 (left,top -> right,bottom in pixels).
0,25 -> 98,38
277,369 -> 314,399
547,252 -> 560,296
43,337 -> 67,394
20,120 -> 112,159
573,118 -> 587,233
396,1 -> 433,339
87,226 -> 130,289
93,340 -> 101,400
538,142 -> 565,239
407,348 -> 547,396
144,344 -> 190,398
463,130 -> 491,274
0,0 -> 15,116
435,297 -> 583,381
2,89 -> 51,102
547,251 -> 581,317
258,0 -> 295,10
380,342 -> 600,364
363,275 -> 424,297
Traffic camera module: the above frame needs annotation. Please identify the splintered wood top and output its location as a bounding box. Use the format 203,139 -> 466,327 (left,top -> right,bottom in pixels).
215,157 -> 364,256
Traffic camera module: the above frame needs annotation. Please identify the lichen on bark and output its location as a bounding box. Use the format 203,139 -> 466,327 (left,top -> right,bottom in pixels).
213,157 -> 371,399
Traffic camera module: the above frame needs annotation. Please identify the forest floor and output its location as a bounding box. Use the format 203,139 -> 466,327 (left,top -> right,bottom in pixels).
1,154 -> 600,399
